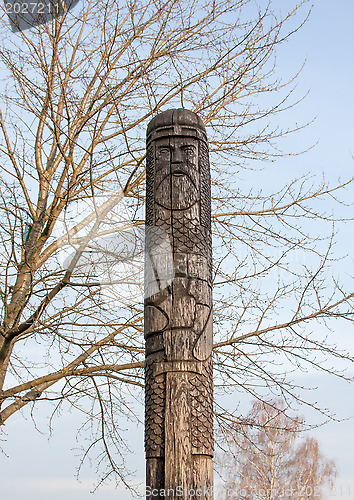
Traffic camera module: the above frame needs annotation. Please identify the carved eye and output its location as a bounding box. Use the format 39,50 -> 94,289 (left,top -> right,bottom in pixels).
182,146 -> 196,156
158,147 -> 170,157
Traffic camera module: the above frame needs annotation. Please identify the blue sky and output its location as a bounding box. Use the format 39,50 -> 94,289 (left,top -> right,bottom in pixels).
1,1 -> 354,498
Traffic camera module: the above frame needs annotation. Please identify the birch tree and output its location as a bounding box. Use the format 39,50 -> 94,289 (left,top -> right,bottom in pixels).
217,399 -> 336,500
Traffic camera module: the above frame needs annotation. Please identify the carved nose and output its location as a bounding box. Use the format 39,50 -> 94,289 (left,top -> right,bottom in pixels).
171,148 -> 183,164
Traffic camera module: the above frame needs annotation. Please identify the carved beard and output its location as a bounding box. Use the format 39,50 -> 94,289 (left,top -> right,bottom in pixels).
155,160 -> 199,210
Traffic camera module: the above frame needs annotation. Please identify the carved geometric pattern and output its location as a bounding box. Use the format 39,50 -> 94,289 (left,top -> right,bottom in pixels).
199,140 -> 212,231
145,144 -> 155,227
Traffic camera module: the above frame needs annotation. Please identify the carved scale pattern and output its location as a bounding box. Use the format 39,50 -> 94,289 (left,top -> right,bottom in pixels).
171,213 -> 211,259
190,358 -> 214,453
145,359 -> 166,456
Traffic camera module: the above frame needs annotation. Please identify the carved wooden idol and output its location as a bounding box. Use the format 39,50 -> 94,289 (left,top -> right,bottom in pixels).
145,109 -> 213,499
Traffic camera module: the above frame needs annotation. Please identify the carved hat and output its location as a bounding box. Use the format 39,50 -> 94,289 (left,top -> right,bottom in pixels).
147,109 -> 207,144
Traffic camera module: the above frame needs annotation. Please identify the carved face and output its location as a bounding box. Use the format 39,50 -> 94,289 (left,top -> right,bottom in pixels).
154,136 -> 199,210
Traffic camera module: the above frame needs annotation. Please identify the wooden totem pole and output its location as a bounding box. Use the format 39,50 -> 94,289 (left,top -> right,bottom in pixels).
144,109 -> 213,499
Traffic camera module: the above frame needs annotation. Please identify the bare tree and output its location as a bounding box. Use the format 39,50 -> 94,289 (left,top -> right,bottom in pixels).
216,399 -> 336,500
0,0 -> 353,490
